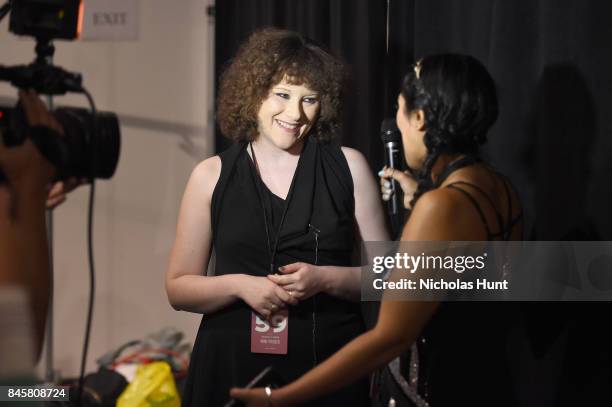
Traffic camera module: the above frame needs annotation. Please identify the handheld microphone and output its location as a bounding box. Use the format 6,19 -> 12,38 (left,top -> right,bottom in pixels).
380,118 -> 402,215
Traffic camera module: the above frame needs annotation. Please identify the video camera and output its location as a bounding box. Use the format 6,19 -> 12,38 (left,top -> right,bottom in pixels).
0,0 -> 120,181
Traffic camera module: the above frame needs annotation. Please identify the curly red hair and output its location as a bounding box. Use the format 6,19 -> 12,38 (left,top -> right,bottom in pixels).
217,28 -> 348,142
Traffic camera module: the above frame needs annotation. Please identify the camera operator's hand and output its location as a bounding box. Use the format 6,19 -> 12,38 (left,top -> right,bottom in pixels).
21,90 -> 88,209
0,135 -> 54,191
46,177 -> 88,209
1,90 -> 86,209
0,90 -> 60,189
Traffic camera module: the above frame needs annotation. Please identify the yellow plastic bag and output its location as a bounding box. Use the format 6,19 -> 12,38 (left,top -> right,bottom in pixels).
117,361 -> 180,407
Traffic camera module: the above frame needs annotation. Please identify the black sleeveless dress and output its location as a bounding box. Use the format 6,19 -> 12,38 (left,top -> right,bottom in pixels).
374,158 -> 524,407
181,137 -> 369,407
415,177 -> 522,406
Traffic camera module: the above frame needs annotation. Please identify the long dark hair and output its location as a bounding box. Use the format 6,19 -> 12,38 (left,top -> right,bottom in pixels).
401,54 -> 499,208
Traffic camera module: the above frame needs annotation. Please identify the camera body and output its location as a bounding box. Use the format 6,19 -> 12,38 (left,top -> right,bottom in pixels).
9,0 -> 81,40
0,0 -> 120,181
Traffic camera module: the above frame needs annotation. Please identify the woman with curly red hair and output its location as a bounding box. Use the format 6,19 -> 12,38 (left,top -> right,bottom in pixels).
166,28 -> 388,406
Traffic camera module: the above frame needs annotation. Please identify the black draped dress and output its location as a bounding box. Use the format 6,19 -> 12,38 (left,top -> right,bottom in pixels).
373,161 -> 523,407
181,137 -> 369,407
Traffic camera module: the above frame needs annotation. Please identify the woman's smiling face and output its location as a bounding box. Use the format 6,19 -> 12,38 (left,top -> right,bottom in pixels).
256,77 -> 320,150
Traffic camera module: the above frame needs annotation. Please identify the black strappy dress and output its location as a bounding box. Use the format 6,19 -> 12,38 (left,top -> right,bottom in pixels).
181,137 -> 369,407
376,157 -> 524,407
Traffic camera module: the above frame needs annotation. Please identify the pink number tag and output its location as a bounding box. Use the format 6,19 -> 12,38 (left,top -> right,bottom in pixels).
250,309 -> 288,354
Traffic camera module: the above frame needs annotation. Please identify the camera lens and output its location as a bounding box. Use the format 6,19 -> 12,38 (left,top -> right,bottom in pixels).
54,107 -> 121,179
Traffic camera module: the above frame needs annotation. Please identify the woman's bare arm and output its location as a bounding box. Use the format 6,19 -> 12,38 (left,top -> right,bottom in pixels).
318,148 -> 390,301
165,156 -> 241,313
322,148 -> 390,300
165,156 -> 295,317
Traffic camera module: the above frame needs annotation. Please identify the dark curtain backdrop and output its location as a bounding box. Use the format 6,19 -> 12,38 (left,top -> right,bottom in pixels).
215,1 -> 612,405
214,0 -> 612,241
411,0 -> 612,242
409,5 -> 612,405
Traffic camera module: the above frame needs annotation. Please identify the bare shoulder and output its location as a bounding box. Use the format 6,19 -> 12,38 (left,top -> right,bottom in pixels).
340,146 -> 367,165
185,155 -> 222,205
403,188 -> 476,240
340,146 -> 370,178
341,147 -> 389,240
192,155 -> 221,180
340,146 -> 377,193
411,188 -> 463,218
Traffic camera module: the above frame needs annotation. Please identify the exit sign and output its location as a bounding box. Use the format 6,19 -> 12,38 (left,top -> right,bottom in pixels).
80,0 -> 139,41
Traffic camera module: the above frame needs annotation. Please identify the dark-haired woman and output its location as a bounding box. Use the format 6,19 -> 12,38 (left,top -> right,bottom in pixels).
232,54 -> 523,406
165,28 -> 388,406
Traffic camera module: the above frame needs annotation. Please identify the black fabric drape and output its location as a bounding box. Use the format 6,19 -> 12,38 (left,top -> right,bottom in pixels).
215,0 -> 612,241
408,4 -> 612,405
410,0 -> 612,242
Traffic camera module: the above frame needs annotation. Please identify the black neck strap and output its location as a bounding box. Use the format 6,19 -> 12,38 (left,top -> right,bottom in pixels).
249,142 -> 295,274
249,142 -> 273,269
434,154 -> 481,188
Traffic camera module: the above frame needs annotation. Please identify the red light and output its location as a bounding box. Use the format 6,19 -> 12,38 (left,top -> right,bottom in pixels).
0,111 -> 4,120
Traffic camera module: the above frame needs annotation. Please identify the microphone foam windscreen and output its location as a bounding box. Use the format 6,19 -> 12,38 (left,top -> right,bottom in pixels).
380,118 -> 401,143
